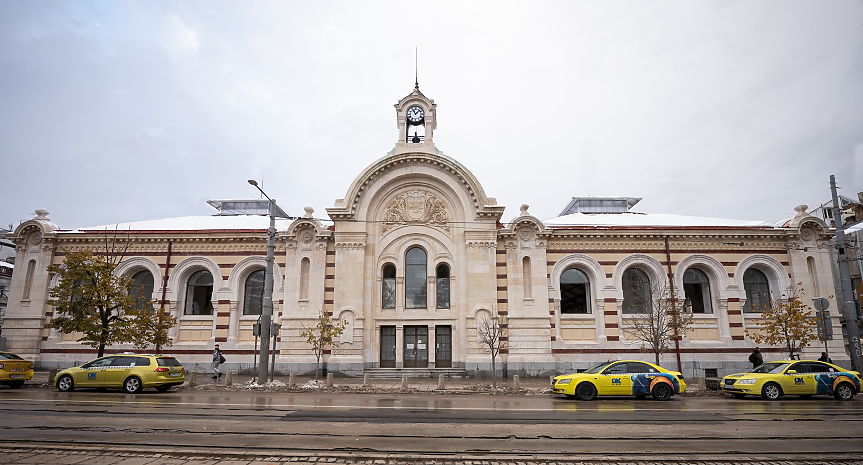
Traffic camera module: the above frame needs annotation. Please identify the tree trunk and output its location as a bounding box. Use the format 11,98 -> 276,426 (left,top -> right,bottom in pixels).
654,351 -> 660,365
315,354 -> 321,381
491,355 -> 497,388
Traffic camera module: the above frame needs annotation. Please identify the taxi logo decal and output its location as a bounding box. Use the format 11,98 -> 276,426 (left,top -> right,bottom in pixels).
612,378 -> 622,385
87,372 -> 96,379
795,377 -> 805,385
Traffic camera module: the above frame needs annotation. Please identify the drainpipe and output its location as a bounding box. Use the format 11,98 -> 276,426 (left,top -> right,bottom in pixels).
664,236 -> 682,372
155,239 -> 172,354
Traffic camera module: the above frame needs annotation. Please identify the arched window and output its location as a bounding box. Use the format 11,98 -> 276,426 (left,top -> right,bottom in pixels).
683,268 -> 712,314
743,268 -> 771,313
560,268 -> 590,314
436,264 -> 450,309
243,269 -> 265,315
622,268 -> 651,314
382,264 -> 396,309
130,270 -> 155,312
22,259 -> 35,300
299,258 -> 310,300
184,270 -> 214,315
405,247 -> 427,309
523,257 -> 532,299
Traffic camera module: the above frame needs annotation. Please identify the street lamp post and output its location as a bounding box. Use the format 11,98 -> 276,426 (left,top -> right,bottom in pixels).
248,179 -> 277,383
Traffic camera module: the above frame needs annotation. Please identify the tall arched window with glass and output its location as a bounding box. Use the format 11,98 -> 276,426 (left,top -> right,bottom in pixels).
560,268 -> 590,314
130,270 -> 155,312
405,247 -> 427,309
185,270 -> 214,315
382,264 -> 396,309
436,264 -> 450,309
743,268 -> 771,313
622,268 -> 651,314
243,269 -> 265,315
682,268 -> 712,314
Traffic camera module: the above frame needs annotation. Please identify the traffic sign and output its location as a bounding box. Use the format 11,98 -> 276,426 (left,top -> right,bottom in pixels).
814,297 -> 829,311
816,310 -> 833,340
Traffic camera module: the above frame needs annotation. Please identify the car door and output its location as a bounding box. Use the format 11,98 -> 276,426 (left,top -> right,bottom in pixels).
627,362 -> 656,396
104,356 -> 135,387
807,361 -> 836,395
782,362 -> 813,395
601,362 -> 632,395
76,356 -> 115,387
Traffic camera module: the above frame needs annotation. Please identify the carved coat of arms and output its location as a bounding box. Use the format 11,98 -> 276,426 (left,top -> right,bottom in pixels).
383,190 -> 449,231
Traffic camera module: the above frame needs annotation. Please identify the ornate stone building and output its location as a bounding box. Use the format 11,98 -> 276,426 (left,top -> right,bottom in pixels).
2,86 -> 845,377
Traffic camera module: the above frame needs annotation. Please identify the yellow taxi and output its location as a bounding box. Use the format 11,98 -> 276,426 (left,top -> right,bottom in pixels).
0,351 -> 34,388
54,353 -> 185,393
552,360 -> 686,401
722,360 -> 862,401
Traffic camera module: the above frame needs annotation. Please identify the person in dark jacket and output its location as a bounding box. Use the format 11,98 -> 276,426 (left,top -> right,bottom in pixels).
748,347 -> 763,369
818,352 -> 833,364
212,344 -> 224,379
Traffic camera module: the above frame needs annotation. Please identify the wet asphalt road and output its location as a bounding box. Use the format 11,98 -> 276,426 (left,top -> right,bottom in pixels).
1,387 -> 862,461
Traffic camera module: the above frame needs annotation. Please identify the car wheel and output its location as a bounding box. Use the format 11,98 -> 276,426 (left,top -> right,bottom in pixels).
761,382 -> 782,400
651,382 -> 673,401
575,382 -> 597,401
57,375 -> 75,392
834,382 -> 855,401
123,376 -> 143,394
155,385 -> 172,392
731,393 -> 746,399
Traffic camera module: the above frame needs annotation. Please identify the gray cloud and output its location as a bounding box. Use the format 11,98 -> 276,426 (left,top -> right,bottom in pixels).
1,0 -> 861,229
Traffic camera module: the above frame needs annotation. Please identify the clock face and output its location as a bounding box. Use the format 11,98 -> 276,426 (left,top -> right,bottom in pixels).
406,105 -> 424,124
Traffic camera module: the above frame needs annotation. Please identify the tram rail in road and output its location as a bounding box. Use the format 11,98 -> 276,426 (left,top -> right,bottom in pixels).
0,389 -> 861,462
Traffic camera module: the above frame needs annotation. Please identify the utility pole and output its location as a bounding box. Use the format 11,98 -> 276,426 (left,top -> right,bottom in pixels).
249,180 -> 277,383
830,175 -> 863,371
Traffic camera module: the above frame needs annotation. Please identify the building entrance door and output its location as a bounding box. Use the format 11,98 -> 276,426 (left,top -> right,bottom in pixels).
403,326 -> 428,368
380,326 -> 396,368
435,325 -> 452,368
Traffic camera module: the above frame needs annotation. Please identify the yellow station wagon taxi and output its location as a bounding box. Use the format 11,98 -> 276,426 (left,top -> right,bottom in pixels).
54,354 -> 185,393
552,360 -> 686,401
0,351 -> 34,388
722,360 -> 862,401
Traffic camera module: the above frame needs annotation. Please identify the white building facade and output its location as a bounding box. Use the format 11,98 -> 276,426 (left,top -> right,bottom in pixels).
2,87 -> 846,378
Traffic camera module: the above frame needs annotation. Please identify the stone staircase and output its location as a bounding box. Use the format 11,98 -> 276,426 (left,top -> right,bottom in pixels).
363,368 -> 469,379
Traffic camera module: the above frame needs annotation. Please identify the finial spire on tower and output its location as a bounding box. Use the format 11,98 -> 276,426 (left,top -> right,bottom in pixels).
415,47 -> 419,90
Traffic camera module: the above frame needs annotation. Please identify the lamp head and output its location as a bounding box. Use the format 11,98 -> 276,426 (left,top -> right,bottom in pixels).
248,180 -> 259,186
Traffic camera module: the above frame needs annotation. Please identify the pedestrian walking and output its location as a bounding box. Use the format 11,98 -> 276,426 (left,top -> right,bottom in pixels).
818,352 -> 833,364
212,344 -> 225,379
748,347 -> 763,369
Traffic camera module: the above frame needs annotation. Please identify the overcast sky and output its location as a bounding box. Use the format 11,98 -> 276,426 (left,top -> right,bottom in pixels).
2,0 -> 862,230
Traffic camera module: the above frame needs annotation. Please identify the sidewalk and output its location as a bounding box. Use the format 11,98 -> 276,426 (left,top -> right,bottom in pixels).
25,370 -> 555,393
24,370 -> 714,394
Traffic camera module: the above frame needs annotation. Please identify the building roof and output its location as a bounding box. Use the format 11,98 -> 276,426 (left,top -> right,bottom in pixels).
544,212 -> 775,229
72,215 -> 296,233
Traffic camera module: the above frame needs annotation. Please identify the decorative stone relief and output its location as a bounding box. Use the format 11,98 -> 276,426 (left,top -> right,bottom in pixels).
800,227 -> 816,243
336,242 -> 366,250
518,227 -> 533,242
383,189 -> 449,232
504,241 -> 517,249
468,241 -> 496,248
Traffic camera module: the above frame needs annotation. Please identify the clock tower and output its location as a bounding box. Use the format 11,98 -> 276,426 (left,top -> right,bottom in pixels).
394,83 -> 436,149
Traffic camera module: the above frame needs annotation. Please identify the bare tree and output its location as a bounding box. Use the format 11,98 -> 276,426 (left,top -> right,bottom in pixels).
621,282 -> 692,366
476,311 -> 509,388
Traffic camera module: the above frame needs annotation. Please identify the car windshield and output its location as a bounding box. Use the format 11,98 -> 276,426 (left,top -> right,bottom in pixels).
584,362 -> 614,374
0,353 -> 24,360
751,362 -> 790,374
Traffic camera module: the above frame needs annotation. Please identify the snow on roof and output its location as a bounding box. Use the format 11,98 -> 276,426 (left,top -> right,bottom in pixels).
844,222 -> 863,234
0,261 -> 12,269
544,212 -> 775,229
71,215 -> 299,232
